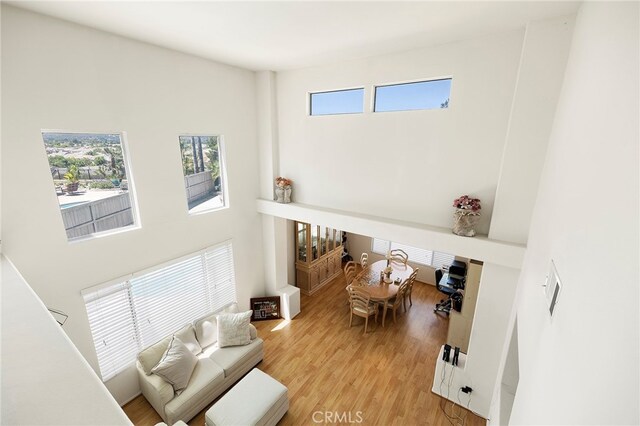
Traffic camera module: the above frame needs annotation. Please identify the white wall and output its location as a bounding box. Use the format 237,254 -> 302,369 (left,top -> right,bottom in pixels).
489,17 -> 575,244
1,5 -> 263,404
276,30 -> 525,236
508,2 -> 639,424
1,256 -> 131,425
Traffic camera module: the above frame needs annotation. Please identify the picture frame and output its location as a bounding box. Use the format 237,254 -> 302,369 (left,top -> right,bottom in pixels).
250,296 -> 281,321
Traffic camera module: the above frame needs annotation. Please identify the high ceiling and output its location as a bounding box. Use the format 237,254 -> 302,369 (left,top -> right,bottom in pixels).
9,1 -> 581,71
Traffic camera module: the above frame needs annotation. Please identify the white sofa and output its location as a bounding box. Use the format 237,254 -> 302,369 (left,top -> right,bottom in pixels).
137,307 -> 264,425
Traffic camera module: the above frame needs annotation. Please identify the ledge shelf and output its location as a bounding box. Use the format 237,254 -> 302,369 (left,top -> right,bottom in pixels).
256,199 -> 525,269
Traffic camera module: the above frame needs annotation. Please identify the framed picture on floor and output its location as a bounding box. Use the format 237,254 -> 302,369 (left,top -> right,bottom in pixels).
250,296 -> 281,321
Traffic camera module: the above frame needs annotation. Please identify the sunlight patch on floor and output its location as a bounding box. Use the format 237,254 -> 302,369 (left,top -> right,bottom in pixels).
271,319 -> 290,332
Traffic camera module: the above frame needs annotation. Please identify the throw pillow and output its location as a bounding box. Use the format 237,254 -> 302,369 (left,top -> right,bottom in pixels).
217,311 -> 253,348
138,335 -> 172,375
151,336 -> 198,392
174,324 -> 202,355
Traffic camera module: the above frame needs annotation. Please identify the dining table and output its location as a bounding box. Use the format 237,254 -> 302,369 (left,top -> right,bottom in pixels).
355,259 -> 414,327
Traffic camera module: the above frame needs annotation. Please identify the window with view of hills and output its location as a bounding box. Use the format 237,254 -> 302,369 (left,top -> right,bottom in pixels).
42,131 -> 138,241
179,135 -> 227,214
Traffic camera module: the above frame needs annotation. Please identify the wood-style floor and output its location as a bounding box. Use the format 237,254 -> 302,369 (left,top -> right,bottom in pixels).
123,272 -> 484,426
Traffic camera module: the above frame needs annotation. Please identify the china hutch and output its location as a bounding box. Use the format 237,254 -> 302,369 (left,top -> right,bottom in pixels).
294,221 -> 343,295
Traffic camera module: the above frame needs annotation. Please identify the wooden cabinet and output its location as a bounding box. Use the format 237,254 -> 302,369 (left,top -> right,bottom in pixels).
295,222 -> 343,295
447,259 -> 483,353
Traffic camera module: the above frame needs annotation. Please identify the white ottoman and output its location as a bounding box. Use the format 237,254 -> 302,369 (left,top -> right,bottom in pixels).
205,368 -> 288,426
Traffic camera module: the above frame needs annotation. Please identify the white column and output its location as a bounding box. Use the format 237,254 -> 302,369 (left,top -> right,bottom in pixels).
256,71 -> 300,318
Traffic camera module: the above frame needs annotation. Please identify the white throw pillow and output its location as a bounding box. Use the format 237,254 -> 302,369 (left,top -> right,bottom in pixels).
174,324 -> 202,355
138,335 -> 172,375
151,336 -> 198,392
217,311 -> 252,348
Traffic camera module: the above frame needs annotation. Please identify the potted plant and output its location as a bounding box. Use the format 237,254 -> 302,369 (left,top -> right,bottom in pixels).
63,164 -> 80,194
452,195 -> 481,237
274,177 -> 293,203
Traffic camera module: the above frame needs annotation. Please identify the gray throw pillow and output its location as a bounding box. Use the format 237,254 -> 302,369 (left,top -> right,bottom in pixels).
217,311 -> 253,347
151,336 -> 198,392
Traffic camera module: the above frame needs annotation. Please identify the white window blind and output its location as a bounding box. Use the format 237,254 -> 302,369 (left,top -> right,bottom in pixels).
371,238 -> 455,270
83,241 -> 236,381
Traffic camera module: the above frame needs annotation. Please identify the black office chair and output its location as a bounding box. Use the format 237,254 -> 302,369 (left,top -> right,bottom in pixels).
434,269 -> 460,316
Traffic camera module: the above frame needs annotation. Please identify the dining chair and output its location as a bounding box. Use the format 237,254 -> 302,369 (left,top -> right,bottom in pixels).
360,252 -> 368,270
390,249 -> 409,265
379,279 -> 409,327
403,268 -> 419,311
343,261 -> 357,285
347,285 -> 378,334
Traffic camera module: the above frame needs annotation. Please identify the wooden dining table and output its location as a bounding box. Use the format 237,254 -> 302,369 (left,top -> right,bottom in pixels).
355,259 -> 414,327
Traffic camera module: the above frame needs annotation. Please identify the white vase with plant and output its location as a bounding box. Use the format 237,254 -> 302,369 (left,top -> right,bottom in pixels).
452,195 -> 481,237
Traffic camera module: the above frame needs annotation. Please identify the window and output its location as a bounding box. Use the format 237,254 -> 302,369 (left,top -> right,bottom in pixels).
372,238 -> 455,270
83,241 -> 236,381
374,78 -> 452,112
310,88 -> 364,116
42,131 -> 138,241
179,135 -> 227,214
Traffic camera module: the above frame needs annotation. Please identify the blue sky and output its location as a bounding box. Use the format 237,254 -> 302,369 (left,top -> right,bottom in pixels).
310,79 -> 451,115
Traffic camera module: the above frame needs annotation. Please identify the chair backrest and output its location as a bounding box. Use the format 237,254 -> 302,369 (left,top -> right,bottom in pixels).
360,252 -> 368,269
435,269 -> 443,286
344,261 -> 357,284
390,249 -> 408,265
348,286 -> 371,312
407,268 -> 419,288
393,280 -> 409,307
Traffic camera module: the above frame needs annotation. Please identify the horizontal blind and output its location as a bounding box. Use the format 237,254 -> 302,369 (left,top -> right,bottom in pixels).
204,243 -> 237,312
83,283 -> 138,381
83,241 -> 237,382
130,254 -> 212,348
372,238 -> 390,255
390,242 -> 434,266
432,251 -> 456,270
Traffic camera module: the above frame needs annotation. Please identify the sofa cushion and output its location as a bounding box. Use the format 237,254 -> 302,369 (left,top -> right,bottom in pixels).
164,358 -> 224,422
138,335 -> 172,375
151,336 -> 198,393
174,324 -> 202,355
194,313 -> 218,349
208,338 -> 264,378
217,311 -> 252,348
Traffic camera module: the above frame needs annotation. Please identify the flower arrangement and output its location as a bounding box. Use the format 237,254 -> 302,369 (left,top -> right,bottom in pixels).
453,195 -> 481,213
275,176 -> 293,188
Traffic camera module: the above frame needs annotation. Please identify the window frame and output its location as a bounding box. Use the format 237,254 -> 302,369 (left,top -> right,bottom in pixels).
82,241 -> 237,381
178,133 -> 230,215
372,76 -> 453,113
308,87 -> 365,116
41,129 -> 141,242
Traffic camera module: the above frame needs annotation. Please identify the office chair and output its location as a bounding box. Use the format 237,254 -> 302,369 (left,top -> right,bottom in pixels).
434,269 -> 461,316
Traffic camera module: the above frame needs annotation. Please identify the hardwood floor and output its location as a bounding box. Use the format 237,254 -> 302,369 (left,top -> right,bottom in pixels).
123,273 -> 484,426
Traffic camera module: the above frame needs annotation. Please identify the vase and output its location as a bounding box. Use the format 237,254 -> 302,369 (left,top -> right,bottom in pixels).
452,208 -> 480,237
275,185 -> 292,203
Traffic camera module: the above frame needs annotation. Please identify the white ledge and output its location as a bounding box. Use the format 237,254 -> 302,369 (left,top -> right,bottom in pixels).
256,199 -> 526,269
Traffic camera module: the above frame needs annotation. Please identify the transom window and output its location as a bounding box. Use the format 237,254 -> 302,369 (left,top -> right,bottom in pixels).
179,135 -> 227,214
372,238 -> 455,270
374,78 -> 452,112
83,241 -> 236,381
310,88 -> 364,116
42,131 -> 138,241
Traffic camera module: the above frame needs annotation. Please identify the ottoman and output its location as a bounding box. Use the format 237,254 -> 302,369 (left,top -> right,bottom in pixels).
205,368 -> 288,426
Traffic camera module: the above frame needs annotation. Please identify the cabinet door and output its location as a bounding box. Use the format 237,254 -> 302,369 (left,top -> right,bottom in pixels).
296,222 -> 308,263
318,259 -> 328,283
319,226 -> 328,257
311,225 -> 319,261
327,253 -> 336,277
309,264 -> 320,290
